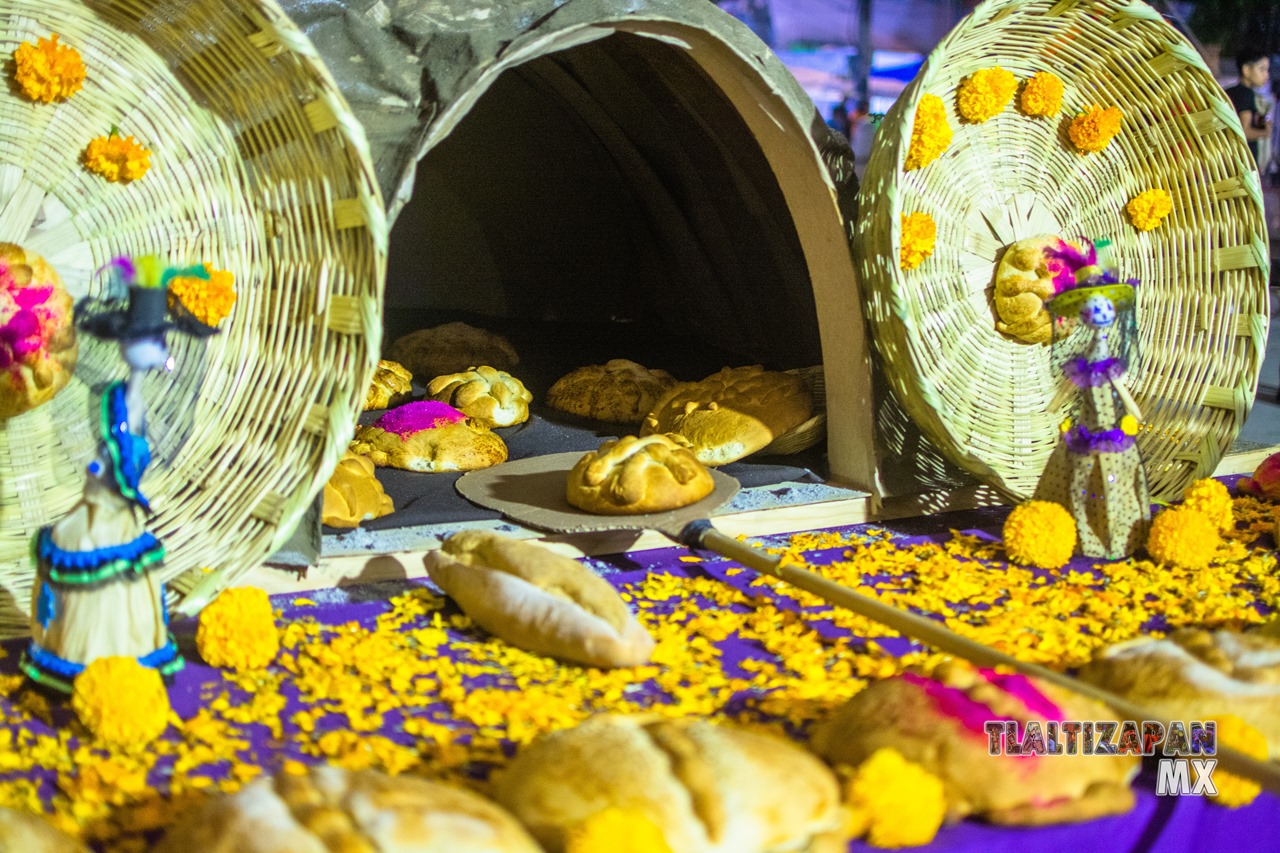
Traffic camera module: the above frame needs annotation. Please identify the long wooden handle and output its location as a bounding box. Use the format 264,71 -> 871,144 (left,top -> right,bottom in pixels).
681,521 -> 1280,793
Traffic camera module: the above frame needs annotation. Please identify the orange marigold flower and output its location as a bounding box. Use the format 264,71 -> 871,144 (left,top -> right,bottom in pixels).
169,265 -> 236,327
71,657 -> 170,749
1125,188 -> 1173,232
83,134 -> 151,183
1182,478 -> 1233,534
197,587 -> 279,670
1068,104 -> 1123,153
1004,500 -> 1076,569
899,212 -> 937,271
956,67 -> 1017,123
905,94 -> 953,171
1020,71 -> 1064,117
1146,506 -> 1220,569
13,34 -> 85,104
844,748 -> 945,848
1209,714 -> 1267,808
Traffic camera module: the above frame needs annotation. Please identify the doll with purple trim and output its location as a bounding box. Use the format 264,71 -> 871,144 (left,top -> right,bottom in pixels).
21,257 -> 217,692
1033,239 -> 1150,560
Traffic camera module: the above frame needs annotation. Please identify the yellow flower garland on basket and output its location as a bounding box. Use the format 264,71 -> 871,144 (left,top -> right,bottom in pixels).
71,657 -> 170,749
1003,500 -> 1077,569
1146,506 -> 1220,570
1068,105 -> 1123,153
196,587 -> 279,670
1126,188 -> 1173,232
1020,71 -> 1064,117
899,212 -> 937,270
13,33 -> 85,103
843,748 -> 946,848
83,133 -> 151,183
905,94 -> 953,171
956,67 -> 1017,123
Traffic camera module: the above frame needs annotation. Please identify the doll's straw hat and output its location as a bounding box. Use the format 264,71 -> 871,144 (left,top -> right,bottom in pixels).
857,0 -> 1268,501
0,0 -> 386,636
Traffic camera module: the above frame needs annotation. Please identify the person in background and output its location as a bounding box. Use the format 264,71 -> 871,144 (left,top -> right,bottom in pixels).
1227,49 -> 1273,172
827,102 -> 852,141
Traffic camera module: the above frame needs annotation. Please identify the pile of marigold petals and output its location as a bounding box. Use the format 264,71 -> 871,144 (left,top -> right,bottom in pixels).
0,491 -> 1273,850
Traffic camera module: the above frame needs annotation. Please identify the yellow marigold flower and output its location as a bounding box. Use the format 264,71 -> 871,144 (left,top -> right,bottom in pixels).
1059,417 -> 1073,434
905,94 -> 953,171
1126,188 -> 1173,232
13,34 -> 85,104
1020,71 -> 1064,117
1068,105 -> 1123,153
1182,478 -> 1234,534
84,134 -> 151,183
1120,415 -> 1140,436
169,265 -> 236,327
1209,714 -> 1267,808
1003,500 -> 1077,569
197,587 -> 279,670
899,212 -> 937,271
565,808 -> 673,853
844,748 -> 945,848
71,657 -> 170,749
956,67 -> 1017,123
1146,506 -> 1220,569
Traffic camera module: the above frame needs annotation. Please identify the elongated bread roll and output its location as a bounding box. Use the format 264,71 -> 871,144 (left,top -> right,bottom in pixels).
424,531 -> 654,668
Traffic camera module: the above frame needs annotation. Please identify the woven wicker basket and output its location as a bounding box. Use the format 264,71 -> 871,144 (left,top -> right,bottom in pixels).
857,0 -> 1269,501
0,0 -> 386,636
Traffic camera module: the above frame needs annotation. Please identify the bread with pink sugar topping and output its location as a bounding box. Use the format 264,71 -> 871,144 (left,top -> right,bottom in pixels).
350,401 -> 507,472
0,243 -> 77,419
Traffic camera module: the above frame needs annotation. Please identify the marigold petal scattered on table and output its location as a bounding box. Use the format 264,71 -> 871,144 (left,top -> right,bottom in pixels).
1019,71 -> 1064,117
566,808 -> 674,853
197,587 -> 278,670
13,34 -> 85,104
844,748 -> 945,848
956,67 -> 1017,123
905,94 -> 953,171
1126,188 -> 1173,232
1146,506 -> 1220,569
1004,500 -> 1076,569
900,212 -> 937,271
71,658 -> 169,749
1068,105 -> 1123,153
169,265 -> 236,327
1208,714 -> 1266,808
83,134 -> 151,183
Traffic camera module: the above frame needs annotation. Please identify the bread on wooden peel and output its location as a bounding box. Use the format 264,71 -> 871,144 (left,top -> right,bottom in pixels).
565,434 -> 715,515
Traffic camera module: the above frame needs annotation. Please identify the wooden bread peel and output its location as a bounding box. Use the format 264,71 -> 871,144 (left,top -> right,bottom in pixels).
457,452 -> 1280,795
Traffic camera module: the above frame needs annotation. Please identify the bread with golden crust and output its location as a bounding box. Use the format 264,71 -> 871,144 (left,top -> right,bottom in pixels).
427,366 -> 532,428
322,452 -> 394,527
1078,629 -> 1280,758
424,531 -> 654,668
566,434 -> 714,515
641,367 -> 812,466
155,765 -> 541,853
388,322 -> 518,380
0,806 -> 88,853
546,359 -> 679,425
494,715 -> 846,853
812,661 -> 1138,826
363,359 -> 413,411
0,243 -> 78,419
351,401 -> 507,472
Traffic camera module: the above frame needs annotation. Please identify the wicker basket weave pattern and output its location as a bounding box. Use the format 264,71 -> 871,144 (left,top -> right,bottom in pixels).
857,0 -> 1269,501
0,0 -> 386,636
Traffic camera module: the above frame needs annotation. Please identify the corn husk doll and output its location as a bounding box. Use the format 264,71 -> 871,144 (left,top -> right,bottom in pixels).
1033,239 -> 1149,560
21,258 -> 217,691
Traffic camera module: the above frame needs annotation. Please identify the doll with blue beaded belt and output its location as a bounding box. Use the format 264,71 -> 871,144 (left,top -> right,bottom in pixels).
21,258 -> 216,692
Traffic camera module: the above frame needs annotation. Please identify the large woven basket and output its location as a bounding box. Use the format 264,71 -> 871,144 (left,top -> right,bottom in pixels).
857,0 -> 1269,501
0,0 -> 386,636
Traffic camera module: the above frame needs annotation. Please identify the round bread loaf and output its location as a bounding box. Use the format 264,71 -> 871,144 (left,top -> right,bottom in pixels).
566,434 -> 714,515
427,365 -> 532,428
546,359 -> 678,425
641,366 -> 812,466
0,806 -> 87,853
363,359 -> 413,410
494,715 -> 846,853
0,243 -> 78,419
322,451 -> 395,527
351,401 -> 507,472
1077,629 -> 1280,758
812,661 -> 1139,826
154,765 -> 542,853
424,530 -> 654,667
388,322 -> 518,380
